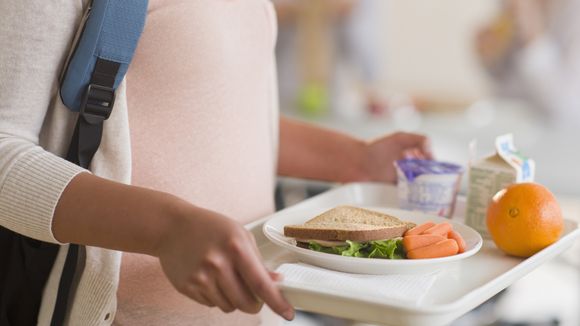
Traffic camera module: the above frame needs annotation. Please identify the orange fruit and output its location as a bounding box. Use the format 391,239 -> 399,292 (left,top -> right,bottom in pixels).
486,183 -> 563,257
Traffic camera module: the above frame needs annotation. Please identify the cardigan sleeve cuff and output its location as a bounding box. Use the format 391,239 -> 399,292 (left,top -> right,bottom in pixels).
0,147 -> 87,244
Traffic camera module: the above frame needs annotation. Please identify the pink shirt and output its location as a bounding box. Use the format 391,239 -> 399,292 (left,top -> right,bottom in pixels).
115,0 -> 279,324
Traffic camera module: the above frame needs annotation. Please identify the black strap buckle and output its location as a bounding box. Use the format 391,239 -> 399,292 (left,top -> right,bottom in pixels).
80,83 -> 115,124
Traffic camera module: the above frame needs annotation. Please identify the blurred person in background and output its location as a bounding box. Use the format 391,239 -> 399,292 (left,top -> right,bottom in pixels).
274,0 -> 387,117
476,0 -> 580,127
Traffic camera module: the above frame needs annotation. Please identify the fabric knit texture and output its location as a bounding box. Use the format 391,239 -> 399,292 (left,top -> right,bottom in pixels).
2,1 -> 131,325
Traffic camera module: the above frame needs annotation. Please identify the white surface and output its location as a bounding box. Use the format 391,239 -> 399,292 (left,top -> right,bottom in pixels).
276,263 -> 438,306
263,207 -> 482,275
493,261 -> 580,325
248,183 -> 580,326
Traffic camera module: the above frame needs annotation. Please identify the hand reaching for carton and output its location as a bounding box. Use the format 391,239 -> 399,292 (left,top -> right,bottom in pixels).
364,132 -> 433,183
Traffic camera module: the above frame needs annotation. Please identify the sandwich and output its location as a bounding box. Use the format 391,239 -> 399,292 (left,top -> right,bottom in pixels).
284,206 -> 416,259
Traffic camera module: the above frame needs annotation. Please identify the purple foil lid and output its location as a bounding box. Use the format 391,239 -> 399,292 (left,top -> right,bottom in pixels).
395,159 -> 464,182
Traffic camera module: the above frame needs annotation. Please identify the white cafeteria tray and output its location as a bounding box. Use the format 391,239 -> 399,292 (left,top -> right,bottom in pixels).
246,182 -> 580,326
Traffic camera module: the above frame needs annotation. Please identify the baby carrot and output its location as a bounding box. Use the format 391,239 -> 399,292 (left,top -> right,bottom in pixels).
448,230 -> 467,253
422,222 -> 452,237
402,234 -> 446,252
407,239 -> 459,259
404,221 -> 435,236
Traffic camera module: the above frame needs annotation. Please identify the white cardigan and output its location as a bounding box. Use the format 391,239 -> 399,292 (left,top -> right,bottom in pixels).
0,1 -> 130,324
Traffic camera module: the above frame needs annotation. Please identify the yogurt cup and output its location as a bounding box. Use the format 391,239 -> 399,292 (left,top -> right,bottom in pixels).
395,159 -> 464,218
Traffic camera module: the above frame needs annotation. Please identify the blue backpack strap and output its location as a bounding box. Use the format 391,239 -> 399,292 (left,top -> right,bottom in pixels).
60,0 -> 148,116
52,2 -> 148,325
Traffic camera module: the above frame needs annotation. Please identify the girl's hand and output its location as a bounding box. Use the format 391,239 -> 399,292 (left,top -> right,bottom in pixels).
364,132 -> 432,183
156,205 -> 294,320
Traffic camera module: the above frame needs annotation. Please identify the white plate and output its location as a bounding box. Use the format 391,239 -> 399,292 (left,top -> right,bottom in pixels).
263,206 -> 483,275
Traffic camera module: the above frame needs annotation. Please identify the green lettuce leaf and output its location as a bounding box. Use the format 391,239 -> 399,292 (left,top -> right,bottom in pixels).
337,240 -> 365,257
367,239 -> 405,259
307,238 -> 406,259
308,241 -> 342,254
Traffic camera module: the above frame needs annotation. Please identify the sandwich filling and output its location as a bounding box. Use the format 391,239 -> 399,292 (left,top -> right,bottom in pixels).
297,238 -> 406,259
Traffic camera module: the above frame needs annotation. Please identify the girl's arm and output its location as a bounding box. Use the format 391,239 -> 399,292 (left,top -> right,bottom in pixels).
53,173 -> 294,319
278,117 -> 432,183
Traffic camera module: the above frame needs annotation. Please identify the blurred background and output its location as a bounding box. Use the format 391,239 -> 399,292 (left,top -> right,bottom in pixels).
273,0 -> 580,325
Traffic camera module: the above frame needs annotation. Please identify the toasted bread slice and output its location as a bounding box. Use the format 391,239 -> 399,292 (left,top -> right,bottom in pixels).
284,206 -> 415,242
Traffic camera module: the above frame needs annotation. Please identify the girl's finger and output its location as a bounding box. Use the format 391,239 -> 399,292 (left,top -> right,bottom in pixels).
199,293 -> 215,307
422,138 -> 434,159
235,249 -> 294,321
402,149 -> 416,159
269,271 -> 283,282
192,293 -> 215,308
201,275 -> 236,313
216,267 -> 262,314
181,283 -> 215,307
409,148 -> 422,159
245,230 -> 263,260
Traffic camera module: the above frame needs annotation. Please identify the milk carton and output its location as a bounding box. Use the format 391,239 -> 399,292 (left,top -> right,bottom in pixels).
465,134 -> 535,238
